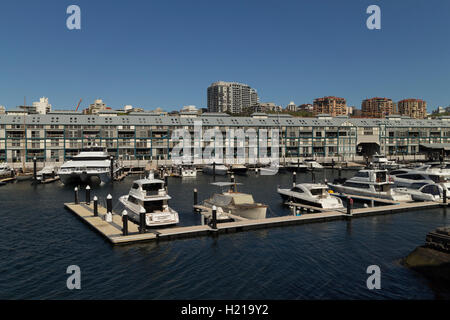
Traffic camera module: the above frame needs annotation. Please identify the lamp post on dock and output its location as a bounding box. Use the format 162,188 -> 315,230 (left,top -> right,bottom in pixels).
85,185 -> 91,205
93,196 -> 98,216
74,187 -> 79,204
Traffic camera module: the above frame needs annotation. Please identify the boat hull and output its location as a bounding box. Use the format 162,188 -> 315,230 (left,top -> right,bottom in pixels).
202,166 -> 228,175
59,171 -> 111,185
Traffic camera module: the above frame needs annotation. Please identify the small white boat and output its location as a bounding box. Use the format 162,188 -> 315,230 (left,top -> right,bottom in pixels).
181,165 -> 197,178
202,182 -> 267,219
304,159 -> 324,170
285,160 -> 308,172
327,169 -> 411,201
118,172 -> 179,227
202,163 -> 228,175
0,163 -> 13,177
36,165 -> 57,181
229,164 -> 248,175
278,183 -> 344,209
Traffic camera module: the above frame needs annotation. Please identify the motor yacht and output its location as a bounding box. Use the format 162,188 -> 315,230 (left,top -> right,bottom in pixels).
278,183 -> 344,209
118,172 -> 179,227
395,182 -> 443,202
327,169 -> 411,201
371,153 -> 400,170
57,147 -> 122,185
201,182 -> 267,219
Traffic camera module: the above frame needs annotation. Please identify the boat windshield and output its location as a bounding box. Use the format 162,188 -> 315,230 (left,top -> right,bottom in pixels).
142,183 -> 164,196
375,171 -> 387,182
428,175 -> 448,183
410,182 -> 428,190
143,199 -> 166,212
310,188 -> 325,196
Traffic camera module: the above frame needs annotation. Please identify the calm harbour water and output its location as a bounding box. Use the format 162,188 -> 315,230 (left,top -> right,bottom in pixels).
1,169 -> 449,299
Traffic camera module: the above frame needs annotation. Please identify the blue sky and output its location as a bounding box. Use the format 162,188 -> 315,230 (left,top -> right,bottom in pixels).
0,0 -> 449,112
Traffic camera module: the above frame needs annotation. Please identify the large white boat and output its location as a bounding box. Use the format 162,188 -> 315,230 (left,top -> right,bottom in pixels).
202,163 -> 228,175
278,183 -> 344,209
0,163 -> 13,177
201,182 -> 267,219
390,168 -> 450,191
57,148 -> 121,185
119,172 -> 179,227
327,169 -> 411,201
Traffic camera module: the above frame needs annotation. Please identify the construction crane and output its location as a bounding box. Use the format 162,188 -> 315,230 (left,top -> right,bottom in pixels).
75,99 -> 82,111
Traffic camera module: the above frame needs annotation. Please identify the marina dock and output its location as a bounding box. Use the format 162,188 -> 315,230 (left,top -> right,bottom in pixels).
65,199 -> 448,246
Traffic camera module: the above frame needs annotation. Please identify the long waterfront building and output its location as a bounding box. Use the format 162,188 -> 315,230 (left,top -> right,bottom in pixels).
0,112 -> 450,164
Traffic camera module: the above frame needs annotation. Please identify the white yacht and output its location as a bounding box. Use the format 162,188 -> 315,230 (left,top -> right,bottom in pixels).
180,165 -> 197,178
304,159 -> 324,170
395,182 -> 443,202
229,164 -> 248,175
327,169 -> 411,201
57,148 -> 121,185
119,172 -> 179,227
371,153 -> 400,170
202,163 -> 228,175
0,163 -> 13,177
278,183 -> 344,209
390,169 -> 450,191
201,182 -> 267,220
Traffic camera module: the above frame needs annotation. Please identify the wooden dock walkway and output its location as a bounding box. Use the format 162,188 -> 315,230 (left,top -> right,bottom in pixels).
65,200 -> 447,246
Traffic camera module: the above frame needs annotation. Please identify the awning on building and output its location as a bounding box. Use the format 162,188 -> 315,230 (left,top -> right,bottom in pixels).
419,143 -> 450,151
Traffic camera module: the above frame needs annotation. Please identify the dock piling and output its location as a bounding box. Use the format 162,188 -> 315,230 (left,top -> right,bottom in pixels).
93,196 -> 98,216
110,156 -> 114,181
106,194 -> 112,214
74,187 -> 79,204
211,205 -> 217,229
193,188 -> 198,208
444,188 -> 447,204
139,207 -> 146,234
33,157 -> 37,182
293,171 -> 296,186
213,162 -> 216,177
346,197 -> 353,215
85,185 -> 91,205
122,210 -> 128,236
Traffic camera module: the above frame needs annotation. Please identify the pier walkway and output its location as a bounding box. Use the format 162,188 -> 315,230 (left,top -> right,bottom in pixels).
65,199 -> 447,246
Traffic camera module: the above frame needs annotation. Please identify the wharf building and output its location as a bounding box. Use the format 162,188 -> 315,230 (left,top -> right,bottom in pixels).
1,112 -> 450,166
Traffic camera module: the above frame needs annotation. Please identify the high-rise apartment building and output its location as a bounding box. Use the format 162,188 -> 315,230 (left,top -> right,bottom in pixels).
362,97 -> 396,118
313,96 -> 347,116
398,98 -> 427,119
207,81 -> 259,113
